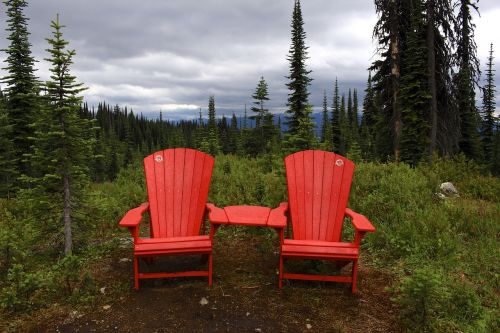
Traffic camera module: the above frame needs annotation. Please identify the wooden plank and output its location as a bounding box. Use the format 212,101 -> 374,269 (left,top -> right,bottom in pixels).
318,152 -> 335,241
283,273 -> 352,283
325,153 -> 344,242
193,153 -> 214,235
224,206 -> 271,226
312,151 -> 325,240
283,239 -> 356,248
138,271 -> 209,279
173,149 -> 186,236
281,244 -> 358,259
137,235 -> 210,244
154,151 -> 168,238
144,155 -> 159,237
135,239 -> 212,253
180,149 -> 196,236
294,152 -> 306,239
163,149 -> 175,237
187,151 -> 205,235
332,157 -> 355,241
285,155 -> 299,240
303,150 -> 314,239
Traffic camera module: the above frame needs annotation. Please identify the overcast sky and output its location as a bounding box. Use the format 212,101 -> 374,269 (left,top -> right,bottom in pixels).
1,0 -> 499,120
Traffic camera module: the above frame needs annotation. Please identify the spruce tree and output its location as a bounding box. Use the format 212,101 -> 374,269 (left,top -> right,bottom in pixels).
0,92 -> 16,197
455,0 -> 481,160
250,76 -> 274,153
331,78 -> 341,151
206,96 -> 220,156
481,43 -> 496,168
399,0 -> 431,165
360,72 -> 376,159
320,90 -> 332,150
27,15 -> 93,255
1,0 -> 40,176
285,0 -> 313,140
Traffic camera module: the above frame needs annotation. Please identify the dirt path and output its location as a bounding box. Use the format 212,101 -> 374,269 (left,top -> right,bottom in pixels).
38,232 -> 400,333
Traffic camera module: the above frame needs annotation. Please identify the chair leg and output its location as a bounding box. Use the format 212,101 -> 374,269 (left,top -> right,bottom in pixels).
208,253 -> 213,286
279,255 -> 284,289
351,259 -> 358,293
133,256 -> 139,290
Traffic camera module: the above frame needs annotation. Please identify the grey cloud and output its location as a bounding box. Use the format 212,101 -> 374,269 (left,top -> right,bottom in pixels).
1,0 -> 499,119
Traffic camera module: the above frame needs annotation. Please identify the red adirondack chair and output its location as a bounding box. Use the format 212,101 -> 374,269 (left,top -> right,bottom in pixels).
119,148 -> 215,289
278,150 -> 375,293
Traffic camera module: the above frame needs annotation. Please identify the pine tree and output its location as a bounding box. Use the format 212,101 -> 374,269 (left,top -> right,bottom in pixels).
320,90 -> 332,150
456,0 -> 481,160
481,43 -> 496,168
285,0 -> 313,138
331,78 -> 341,151
1,0 -> 40,176
360,72 -> 376,159
250,76 -> 274,153
27,15 -> 93,255
205,96 -> 220,156
0,92 -> 16,197
399,0 -> 431,165
338,95 -> 348,155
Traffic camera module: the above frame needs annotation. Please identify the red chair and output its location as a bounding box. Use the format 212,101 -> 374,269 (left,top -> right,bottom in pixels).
278,150 -> 375,293
119,148 -> 215,289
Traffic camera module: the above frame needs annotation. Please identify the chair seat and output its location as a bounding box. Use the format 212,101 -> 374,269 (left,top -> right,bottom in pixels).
134,235 -> 212,256
282,239 -> 359,260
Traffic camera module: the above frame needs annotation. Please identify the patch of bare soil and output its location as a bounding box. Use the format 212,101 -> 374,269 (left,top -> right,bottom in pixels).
36,230 -> 401,333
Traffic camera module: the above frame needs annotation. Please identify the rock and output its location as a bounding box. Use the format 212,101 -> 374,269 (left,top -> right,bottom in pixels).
103,305 -> 111,310
118,258 -> 131,263
306,323 -> 312,330
199,297 -> 209,306
435,192 -> 446,200
100,287 -> 106,295
440,182 -> 459,197
255,329 -> 262,333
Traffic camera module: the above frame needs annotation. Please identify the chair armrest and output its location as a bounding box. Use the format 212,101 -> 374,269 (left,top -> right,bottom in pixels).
206,203 -> 228,224
267,202 -> 288,228
119,202 -> 149,228
345,208 -> 376,233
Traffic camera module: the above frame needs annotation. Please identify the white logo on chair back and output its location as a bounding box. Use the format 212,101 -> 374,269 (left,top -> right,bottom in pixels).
335,159 -> 344,167
154,155 -> 163,162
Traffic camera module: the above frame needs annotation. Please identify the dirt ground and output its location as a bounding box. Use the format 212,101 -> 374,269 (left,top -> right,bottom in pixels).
35,230 -> 401,333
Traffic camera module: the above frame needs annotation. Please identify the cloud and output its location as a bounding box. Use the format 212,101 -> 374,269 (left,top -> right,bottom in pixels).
0,0 -> 498,118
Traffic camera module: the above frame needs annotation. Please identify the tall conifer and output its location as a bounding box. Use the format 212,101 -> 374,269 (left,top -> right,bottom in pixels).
28,15 -> 93,255
481,43 -> 496,168
285,0 -> 313,141
1,0 -> 39,176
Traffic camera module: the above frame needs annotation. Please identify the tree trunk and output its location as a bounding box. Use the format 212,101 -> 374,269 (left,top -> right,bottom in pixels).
427,0 -> 438,158
63,172 -> 72,256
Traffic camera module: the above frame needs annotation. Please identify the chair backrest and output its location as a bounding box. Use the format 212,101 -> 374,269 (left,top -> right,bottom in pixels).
143,148 -> 214,238
284,150 -> 355,242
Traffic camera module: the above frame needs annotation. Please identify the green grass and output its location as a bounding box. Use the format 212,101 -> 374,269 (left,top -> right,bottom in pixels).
1,154 -> 498,332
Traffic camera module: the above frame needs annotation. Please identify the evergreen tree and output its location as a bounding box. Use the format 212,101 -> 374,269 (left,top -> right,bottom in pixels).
27,16 -> 93,255
320,90 -> 332,149
360,72 -> 376,159
205,96 -> 220,156
339,95 -> 348,155
455,0 -> 481,160
250,76 -> 274,153
284,105 -> 316,152
0,92 -> 16,197
1,0 -> 40,176
371,0 -> 409,161
399,0 -> 431,165
331,78 -> 341,151
285,0 -> 313,139
481,43 -> 496,168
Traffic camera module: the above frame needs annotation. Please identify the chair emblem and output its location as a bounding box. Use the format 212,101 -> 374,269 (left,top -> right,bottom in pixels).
335,159 -> 344,167
154,155 -> 163,162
